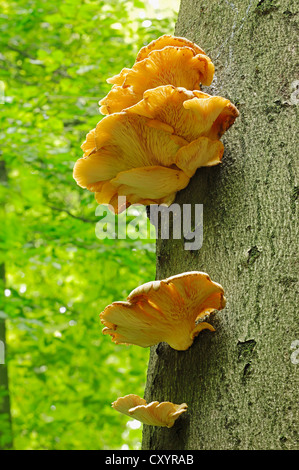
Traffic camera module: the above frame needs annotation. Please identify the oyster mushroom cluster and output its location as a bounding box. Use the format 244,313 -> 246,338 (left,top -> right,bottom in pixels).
101,270 -> 226,428
73,35 -> 239,213
72,35 -> 235,430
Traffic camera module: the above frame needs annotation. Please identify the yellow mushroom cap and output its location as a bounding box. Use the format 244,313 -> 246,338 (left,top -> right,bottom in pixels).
81,128 -> 96,157
100,271 -> 226,351
136,34 -> 206,62
73,111 -> 190,212
74,86 -> 238,212
112,394 -> 188,428
128,85 -> 236,143
99,44 -> 215,115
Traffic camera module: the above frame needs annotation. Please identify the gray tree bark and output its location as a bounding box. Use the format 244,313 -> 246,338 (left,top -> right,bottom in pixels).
142,0 -> 298,450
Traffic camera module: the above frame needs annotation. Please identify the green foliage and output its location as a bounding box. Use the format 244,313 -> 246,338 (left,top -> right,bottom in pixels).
0,0 -> 179,449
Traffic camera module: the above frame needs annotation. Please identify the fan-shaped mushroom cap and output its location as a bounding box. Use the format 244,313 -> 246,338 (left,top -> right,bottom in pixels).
73,111 -> 190,212
99,44 -> 214,115
81,128 -> 96,157
100,271 -> 226,351
183,95 -> 239,141
128,85 -> 239,140
112,394 -> 188,428
74,86 -> 238,212
136,34 -> 206,61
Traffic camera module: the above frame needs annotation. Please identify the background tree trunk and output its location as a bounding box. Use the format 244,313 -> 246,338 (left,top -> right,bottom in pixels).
142,0 -> 298,450
0,159 -> 13,449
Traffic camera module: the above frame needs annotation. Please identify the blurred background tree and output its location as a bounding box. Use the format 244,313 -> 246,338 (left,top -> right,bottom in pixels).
0,0 -> 179,450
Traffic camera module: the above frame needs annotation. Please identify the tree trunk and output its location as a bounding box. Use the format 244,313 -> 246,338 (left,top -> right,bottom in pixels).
142,0 -> 298,450
0,159 -> 13,449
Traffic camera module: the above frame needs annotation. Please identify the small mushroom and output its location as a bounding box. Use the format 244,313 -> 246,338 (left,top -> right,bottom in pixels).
100,271 -> 226,351
99,36 -> 214,115
112,394 -> 188,428
73,86 -> 238,212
